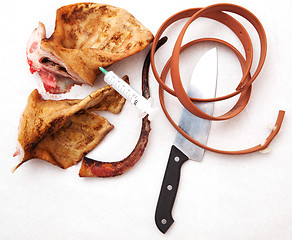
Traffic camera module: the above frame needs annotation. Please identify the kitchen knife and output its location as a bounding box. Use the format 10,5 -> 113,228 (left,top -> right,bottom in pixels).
155,47 -> 218,233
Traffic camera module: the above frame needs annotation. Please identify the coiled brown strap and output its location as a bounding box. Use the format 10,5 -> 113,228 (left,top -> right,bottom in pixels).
150,3 -> 285,155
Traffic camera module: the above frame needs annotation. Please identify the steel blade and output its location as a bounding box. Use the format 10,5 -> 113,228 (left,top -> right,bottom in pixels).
174,47 -> 218,161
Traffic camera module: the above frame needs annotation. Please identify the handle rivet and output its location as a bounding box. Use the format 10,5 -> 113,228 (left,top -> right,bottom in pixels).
174,156 -> 180,162
167,185 -> 173,191
161,219 -> 167,225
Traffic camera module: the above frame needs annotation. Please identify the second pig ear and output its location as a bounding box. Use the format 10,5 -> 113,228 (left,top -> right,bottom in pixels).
14,77 -> 131,170
21,112 -> 113,169
17,83 -> 127,157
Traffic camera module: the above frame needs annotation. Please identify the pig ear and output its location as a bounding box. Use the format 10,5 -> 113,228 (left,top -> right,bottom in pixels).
15,77 -> 129,170
40,3 -> 153,86
23,112 -> 113,169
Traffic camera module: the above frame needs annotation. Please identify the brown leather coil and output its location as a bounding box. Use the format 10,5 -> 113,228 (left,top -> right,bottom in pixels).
150,3 -> 285,155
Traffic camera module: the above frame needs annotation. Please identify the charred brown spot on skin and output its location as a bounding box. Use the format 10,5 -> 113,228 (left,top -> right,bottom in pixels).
98,5 -> 117,18
98,55 -> 111,63
84,135 -> 94,144
98,5 -> 108,14
68,31 -> 78,42
93,123 -> 103,132
47,116 -> 67,134
24,142 -> 36,152
100,22 -> 111,33
94,95 -> 115,110
61,4 -> 95,24
111,33 -> 122,42
126,43 -> 132,50
61,4 -> 118,24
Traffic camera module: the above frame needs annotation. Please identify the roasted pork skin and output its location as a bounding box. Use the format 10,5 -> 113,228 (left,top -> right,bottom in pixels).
26,3 -> 154,94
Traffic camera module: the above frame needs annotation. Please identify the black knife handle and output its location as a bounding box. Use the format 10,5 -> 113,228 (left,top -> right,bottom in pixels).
155,145 -> 189,233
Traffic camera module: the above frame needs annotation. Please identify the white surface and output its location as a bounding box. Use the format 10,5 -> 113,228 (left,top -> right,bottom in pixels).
1,0 -> 291,239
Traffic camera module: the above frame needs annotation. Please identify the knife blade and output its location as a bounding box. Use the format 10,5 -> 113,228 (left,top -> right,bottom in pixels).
155,47 -> 218,233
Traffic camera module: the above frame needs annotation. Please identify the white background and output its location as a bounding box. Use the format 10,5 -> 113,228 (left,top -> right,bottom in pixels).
1,0 -> 292,239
